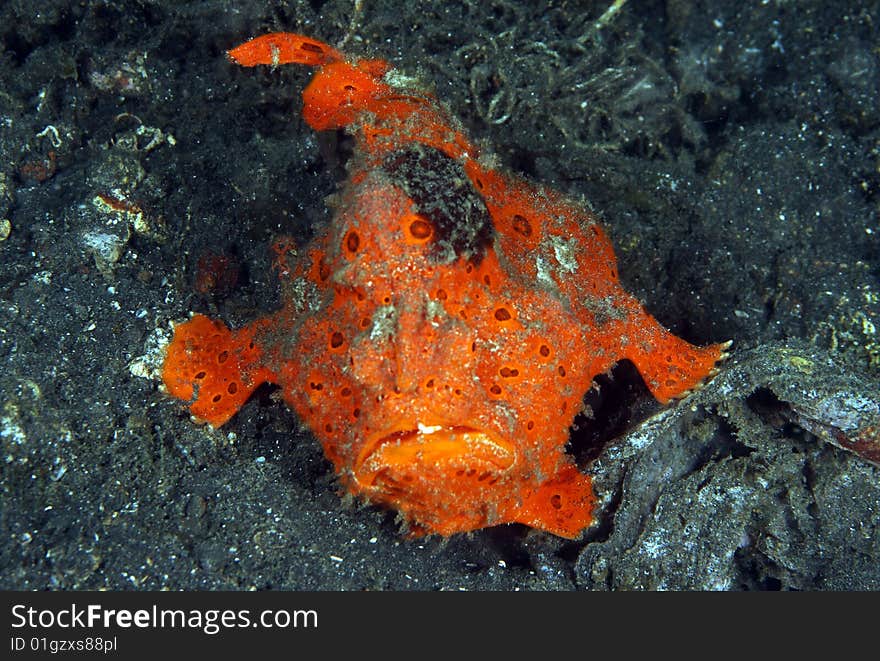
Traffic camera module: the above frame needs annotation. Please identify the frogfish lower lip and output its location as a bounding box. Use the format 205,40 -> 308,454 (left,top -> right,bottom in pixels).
354,422 -> 516,487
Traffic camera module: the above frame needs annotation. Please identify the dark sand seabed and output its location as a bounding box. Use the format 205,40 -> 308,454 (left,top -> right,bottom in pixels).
1,0 -> 878,590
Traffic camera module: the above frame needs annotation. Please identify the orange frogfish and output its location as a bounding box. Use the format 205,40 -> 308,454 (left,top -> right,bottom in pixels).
161,33 -> 729,538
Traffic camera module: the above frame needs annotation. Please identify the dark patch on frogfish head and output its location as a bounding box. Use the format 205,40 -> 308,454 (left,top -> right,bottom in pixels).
382,145 -> 494,263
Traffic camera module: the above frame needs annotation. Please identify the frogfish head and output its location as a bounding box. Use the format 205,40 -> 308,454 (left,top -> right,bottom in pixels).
278,166 -> 596,536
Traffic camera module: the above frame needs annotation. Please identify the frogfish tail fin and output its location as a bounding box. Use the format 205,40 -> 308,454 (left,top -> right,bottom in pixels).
227,32 -> 343,68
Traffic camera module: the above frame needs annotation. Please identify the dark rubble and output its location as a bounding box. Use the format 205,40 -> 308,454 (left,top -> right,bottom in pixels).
0,0 -> 877,590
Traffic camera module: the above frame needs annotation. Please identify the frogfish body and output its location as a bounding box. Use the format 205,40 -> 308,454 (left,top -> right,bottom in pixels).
161,33 -> 728,537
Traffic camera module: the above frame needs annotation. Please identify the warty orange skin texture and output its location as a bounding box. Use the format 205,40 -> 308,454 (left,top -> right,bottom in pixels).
162,33 -> 728,538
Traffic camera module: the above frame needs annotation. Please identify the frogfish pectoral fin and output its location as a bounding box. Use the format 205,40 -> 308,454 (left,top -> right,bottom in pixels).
623,318 -> 731,405
510,464 -> 596,539
162,314 -> 275,427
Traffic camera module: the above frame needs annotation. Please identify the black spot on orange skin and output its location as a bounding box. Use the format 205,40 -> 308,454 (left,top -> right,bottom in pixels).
345,231 -> 360,253
494,307 -> 512,322
512,214 -> 532,237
